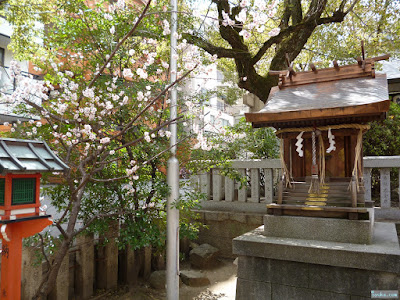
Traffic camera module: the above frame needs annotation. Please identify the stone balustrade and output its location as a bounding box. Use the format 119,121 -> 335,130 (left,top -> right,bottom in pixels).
195,157 -> 400,220
364,156 -> 400,219
196,159 -> 281,214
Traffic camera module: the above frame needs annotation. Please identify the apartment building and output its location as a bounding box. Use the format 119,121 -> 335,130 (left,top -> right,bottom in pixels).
0,18 -> 42,126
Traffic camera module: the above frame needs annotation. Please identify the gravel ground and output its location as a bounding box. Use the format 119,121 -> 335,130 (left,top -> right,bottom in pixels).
92,259 -> 237,300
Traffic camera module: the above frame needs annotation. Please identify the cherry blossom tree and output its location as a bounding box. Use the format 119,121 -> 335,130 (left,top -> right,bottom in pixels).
183,0 -> 400,103
2,0 -> 216,297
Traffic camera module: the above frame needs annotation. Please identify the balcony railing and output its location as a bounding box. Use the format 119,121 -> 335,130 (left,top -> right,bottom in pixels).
193,157 -> 400,220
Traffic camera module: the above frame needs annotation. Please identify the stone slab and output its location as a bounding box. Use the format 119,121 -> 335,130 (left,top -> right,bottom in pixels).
233,222 -> 400,274
264,215 -> 373,244
180,270 -> 210,287
149,270 -> 167,289
149,270 -> 183,289
190,243 -> 220,269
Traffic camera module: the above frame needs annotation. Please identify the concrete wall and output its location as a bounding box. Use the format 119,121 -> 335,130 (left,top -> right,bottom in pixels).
196,210 -> 264,258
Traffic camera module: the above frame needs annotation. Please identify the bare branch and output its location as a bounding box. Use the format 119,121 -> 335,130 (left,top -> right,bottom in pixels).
110,66 -> 196,142
54,222 -> 68,239
38,233 -> 51,266
86,0 -> 152,89
344,0 -> 360,14
91,115 -> 184,178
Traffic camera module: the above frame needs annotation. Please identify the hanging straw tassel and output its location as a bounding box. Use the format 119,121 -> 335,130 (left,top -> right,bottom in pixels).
279,138 -> 292,188
318,133 -> 325,186
308,130 -> 320,194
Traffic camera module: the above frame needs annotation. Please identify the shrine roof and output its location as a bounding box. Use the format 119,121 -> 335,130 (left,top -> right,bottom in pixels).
0,138 -> 69,174
246,60 -> 391,129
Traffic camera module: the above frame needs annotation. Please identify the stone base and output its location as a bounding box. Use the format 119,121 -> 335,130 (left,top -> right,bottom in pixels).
233,222 -> 400,300
264,215 -> 373,244
195,210 -> 264,258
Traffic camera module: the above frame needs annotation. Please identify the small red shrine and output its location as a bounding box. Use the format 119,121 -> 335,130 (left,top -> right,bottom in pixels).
245,53 -> 390,220
0,138 -> 69,300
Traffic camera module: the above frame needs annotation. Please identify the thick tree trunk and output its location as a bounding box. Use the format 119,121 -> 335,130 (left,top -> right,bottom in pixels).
188,0 -> 351,104
34,184 -> 85,299
35,238 -> 71,299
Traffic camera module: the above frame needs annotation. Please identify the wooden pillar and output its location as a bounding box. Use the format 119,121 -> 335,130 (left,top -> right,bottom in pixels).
0,217 -> 52,300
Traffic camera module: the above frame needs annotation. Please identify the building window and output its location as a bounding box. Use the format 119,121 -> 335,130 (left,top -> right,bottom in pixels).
217,101 -> 224,111
0,48 -> 4,67
210,115 -> 215,124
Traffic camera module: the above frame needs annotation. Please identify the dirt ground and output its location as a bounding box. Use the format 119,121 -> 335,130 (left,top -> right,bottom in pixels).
92,259 -> 237,300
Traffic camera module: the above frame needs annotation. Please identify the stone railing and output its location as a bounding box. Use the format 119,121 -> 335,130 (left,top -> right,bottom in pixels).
195,159 -> 281,214
195,157 -> 400,219
364,156 -> 400,219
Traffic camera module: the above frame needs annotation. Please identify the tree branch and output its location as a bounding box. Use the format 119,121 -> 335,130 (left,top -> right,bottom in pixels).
86,0 -> 152,90
110,65 -> 196,142
54,222 -> 68,239
182,33 -> 248,58
38,233 -> 51,267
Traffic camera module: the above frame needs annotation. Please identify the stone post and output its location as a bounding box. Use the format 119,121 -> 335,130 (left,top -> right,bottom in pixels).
225,177 -> 235,202
212,169 -> 224,201
143,246 -> 152,279
75,234 -> 94,299
250,168 -> 260,203
96,222 -> 119,290
363,167 -> 372,202
380,168 -> 391,208
21,247 -> 42,300
238,168 -> 247,202
264,168 -> 274,204
199,172 -> 211,200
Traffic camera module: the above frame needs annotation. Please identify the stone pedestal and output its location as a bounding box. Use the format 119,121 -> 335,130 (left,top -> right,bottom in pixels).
233,222 -> 400,300
264,215 -> 373,244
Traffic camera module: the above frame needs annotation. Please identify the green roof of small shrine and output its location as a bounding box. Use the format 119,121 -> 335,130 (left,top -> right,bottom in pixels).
0,138 -> 69,174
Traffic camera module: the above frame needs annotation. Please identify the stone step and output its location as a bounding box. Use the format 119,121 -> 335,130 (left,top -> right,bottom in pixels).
283,191 -> 360,197
282,200 -> 354,207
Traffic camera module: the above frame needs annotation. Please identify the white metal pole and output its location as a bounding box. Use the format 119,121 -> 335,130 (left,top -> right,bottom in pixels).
166,0 -> 179,298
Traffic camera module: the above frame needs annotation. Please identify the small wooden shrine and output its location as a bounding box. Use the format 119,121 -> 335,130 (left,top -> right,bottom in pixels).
245,53 -> 390,220
0,138 -> 69,300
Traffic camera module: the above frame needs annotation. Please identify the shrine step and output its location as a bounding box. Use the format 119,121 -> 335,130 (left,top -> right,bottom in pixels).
266,203 -> 370,220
